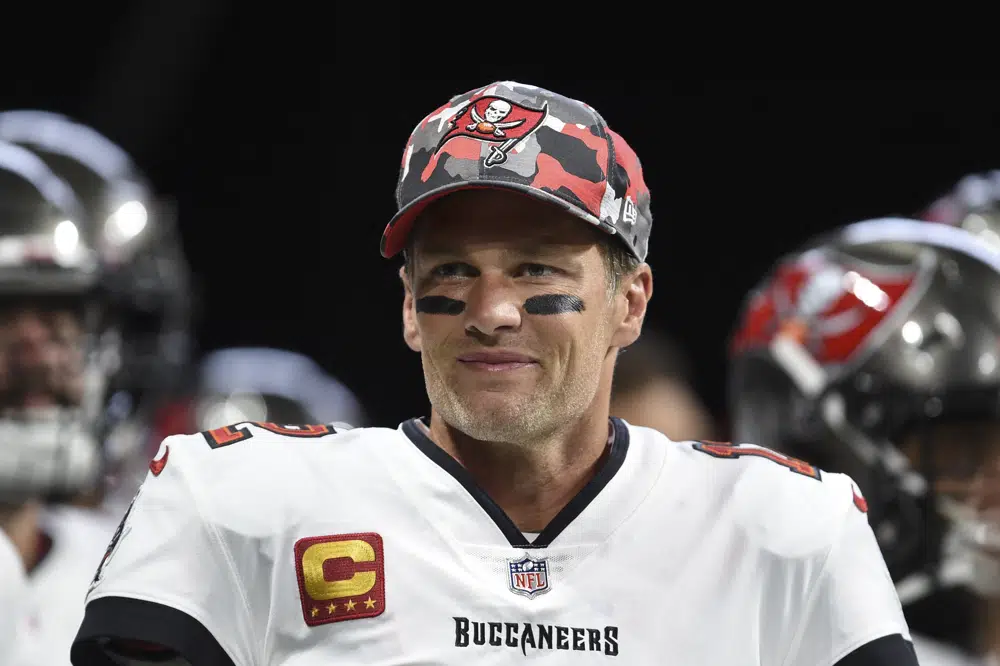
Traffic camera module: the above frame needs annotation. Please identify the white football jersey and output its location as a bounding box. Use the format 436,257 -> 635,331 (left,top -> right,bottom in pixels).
1,505 -> 120,665
73,418 -> 911,665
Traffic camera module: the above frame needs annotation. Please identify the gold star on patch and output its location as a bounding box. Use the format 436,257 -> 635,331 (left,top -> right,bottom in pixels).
364,597 -> 376,609
344,599 -> 357,612
327,603 -> 336,614
310,607 -> 318,618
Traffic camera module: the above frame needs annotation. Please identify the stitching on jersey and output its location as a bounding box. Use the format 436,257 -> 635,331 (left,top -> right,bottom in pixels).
176,442 -> 260,665
777,477 -> 851,666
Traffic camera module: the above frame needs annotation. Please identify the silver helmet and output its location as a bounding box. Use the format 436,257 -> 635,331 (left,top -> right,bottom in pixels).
193,347 -> 367,431
728,218 -> 1000,647
0,140 -> 112,502
136,347 -> 368,475
0,110 -> 194,501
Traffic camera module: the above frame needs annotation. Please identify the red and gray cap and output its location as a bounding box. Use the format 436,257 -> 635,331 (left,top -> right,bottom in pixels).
380,81 -> 653,262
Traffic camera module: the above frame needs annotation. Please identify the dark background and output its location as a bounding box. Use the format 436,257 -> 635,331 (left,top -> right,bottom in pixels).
7,3 -> 1000,429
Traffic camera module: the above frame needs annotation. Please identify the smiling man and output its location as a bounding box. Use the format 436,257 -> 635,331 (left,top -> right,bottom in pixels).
71,81 -> 916,665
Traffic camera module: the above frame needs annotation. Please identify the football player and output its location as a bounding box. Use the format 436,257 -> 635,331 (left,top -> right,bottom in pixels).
0,109 -> 194,515
0,113 -> 192,665
727,216 -> 1000,664
917,169 -> 1000,663
71,81 -> 914,665
610,326 -> 717,441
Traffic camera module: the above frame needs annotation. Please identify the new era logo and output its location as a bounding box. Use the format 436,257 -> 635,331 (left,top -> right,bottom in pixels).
621,196 -> 638,227
294,532 -> 386,626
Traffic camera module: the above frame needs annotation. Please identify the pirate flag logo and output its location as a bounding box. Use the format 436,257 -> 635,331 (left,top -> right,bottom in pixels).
436,96 -> 548,168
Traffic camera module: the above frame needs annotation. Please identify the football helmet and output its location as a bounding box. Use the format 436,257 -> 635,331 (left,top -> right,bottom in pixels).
0,140 -> 110,502
193,347 -> 366,431
145,346 -> 367,451
0,110 -> 193,501
728,218 -> 1000,646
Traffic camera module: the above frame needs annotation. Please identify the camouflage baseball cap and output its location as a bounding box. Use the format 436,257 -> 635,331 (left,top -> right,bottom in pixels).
380,81 -> 652,261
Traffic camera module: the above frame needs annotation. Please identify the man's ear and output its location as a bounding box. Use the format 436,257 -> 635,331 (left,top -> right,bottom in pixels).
611,263 -> 653,349
400,264 -> 422,352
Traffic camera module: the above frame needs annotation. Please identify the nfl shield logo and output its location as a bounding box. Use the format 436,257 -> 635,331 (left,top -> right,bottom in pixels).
507,554 -> 550,598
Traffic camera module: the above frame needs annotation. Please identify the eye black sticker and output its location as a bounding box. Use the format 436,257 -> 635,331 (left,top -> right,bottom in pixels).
415,296 -> 466,315
415,295 -> 584,315
523,294 -> 585,314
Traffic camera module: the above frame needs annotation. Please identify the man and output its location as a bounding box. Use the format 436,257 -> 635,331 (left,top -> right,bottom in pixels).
610,327 -> 717,441
916,171 -> 1000,663
71,81 -> 914,665
0,113 -> 193,665
0,139 -> 121,666
0,109 -> 195,515
727,216 -> 1000,665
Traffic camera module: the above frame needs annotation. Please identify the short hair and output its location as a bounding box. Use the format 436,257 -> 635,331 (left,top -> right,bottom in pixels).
611,328 -> 695,398
600,238 -> 643,294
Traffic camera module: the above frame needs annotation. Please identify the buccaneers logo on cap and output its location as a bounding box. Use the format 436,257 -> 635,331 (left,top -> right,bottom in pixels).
436,96 -> 548,168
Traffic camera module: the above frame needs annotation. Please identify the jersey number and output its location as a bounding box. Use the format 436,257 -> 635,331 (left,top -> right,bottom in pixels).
202,422 -> 335,448
692,441 -> 821,480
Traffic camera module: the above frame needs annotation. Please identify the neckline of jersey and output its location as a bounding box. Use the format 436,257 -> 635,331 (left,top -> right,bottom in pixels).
400,416 -> 630,549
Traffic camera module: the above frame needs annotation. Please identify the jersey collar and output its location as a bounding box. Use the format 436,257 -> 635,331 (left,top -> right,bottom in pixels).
400,417 -> 630,549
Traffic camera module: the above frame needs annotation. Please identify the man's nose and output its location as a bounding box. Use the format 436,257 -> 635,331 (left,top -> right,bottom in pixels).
8,312 -> 52,366
463,273 -> 522,337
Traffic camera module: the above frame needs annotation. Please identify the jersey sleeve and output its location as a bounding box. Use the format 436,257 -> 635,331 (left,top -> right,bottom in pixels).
0,527 -> 29,663
70,435 -> 253,666
783,476 -> 914,666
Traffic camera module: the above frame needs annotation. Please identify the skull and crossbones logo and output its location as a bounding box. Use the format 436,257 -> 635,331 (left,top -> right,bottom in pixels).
467,100 -> 525,138
773,261 -> 865,348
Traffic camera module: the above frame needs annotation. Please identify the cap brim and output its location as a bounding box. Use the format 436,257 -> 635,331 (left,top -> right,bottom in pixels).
380,181 -> 609,259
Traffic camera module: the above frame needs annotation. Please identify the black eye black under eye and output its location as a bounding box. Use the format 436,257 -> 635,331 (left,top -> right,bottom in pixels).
523,294 -> 585,314
415,296 -> 466,315
414,294 -> 585,316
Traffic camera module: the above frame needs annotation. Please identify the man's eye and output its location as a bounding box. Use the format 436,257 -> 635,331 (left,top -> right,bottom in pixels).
431,263 -> 475,278
520,264 -> 556,278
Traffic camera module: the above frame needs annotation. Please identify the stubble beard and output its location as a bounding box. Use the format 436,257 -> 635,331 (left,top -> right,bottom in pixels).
423,359 -> 600,446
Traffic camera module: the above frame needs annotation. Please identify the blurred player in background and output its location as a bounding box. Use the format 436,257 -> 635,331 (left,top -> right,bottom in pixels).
610,327 -> 717,441
0,112 -> 192,665
918,169 -> 1000,665
143,345 -> 368,453
727,216 -> 1000,665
